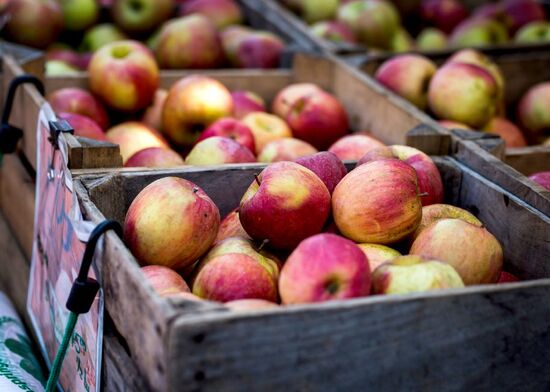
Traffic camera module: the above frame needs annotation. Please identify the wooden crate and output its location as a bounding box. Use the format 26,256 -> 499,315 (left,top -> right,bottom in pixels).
73,148 -> 550,391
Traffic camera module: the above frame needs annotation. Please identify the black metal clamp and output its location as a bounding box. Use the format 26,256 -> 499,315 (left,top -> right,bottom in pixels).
48,119 -> 74,149
0,74 -> 44,154
66,220 -> 122,314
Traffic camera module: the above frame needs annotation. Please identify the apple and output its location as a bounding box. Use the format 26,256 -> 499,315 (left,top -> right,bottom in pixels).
428,62 -> 499,128
214,208 -> 251,243
375,54 -> 437,110
220,25 -> 253,64
125,147 -> 184,168
185,136 -> 256,165
162,75 -> 234,147
294,0 -> 338,24
438,120 -> 471,130
106,121 -> 169,163
517,82 -> 550,142
473,3 -> 506,23
528,172 -> 550,190
46,46 -> 82,69
225,299 -> 279,311
227,31 -> 286,69
310,21 -> 357,44
390,27 -> 415,52
279,233 -> 370,304
112,0 -> 173,34
498,271 -> 520,283
295,151 -> 347,194
124,177 -> 220,269
416,27 -> 448,50
155,15 -> 224,69
419,0 -> 468,34
45,61 -> 80,76
78,52 -> 93,69
258,138 -> 317,163
271,83 -> 321,118
371,255 -> 464,295
197,118 -> 256,154
515,21 -> 550,43
80,23 -> 128,52
60,0 -> 99,31
356,243 -> 401,272
410,218 -> 503,285
503,0 -> 546,35
328,134 -> 385,161
333,159 -> 422,244
409,203 -> 482,243
337,0 -> 401,49
231,90 -> 266,120
284,90 -> 349,150
56,112 -> 107,141
450,18 -> 509,48
47,87 -> 110,130
141,265 -> 190,297
179,0 -> 242,29
358,145 -> 444,206
89,40 -> 159,112
239,161 -> 331,250
142,89 -> 168,132
171,292 -> 202,301
242,112 -> 292,153
4,0 -> 63,49
483,117 -> 527,148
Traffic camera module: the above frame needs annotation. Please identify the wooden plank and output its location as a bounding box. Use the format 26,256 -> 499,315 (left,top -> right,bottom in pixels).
505,146 -> 550,176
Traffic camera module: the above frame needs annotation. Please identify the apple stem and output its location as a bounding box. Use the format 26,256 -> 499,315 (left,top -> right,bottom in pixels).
193,187 -> 199,194
254,174 -> 261,186
258,239 -> 269,251
418,192 -> 429,197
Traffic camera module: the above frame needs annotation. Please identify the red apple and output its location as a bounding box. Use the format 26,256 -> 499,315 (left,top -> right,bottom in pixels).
279,233 -> 370,304
197,118 -> 256,154
185,136 -> 256,165
483,117 -> 527,148
46,46 -> 83,69
214,208 -> 251,243
111,0 -> 173,34
517,82 -> 550,143
125,147 -> 184,168
225,299 -> 279,311
228,31 -> 286,69
328,134 -> 385,161
142,89 -> 168,132
106,121 -> 169,163
47,87 -> 109,130
356,243 -> 401,272
332,159 -> 422,244
528,172 -> 550,190
239,161 -> 331,250
179,0 -> 242,29
124,177 -> 220,270
141,265 -> 190,297
420,0 -> 468,34
503,0 -> 546,34
498,271 -> 520,283
258,138 -> 317,163
309,20 -> 357,43
271,83 -> 322,119
242,112 -> 292,153
295,151 -> 347,194
231,90 -> 266,120
89,40 -> 159,112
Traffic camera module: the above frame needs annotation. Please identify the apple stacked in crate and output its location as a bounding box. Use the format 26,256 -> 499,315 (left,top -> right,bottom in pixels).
122,140 -> 515,308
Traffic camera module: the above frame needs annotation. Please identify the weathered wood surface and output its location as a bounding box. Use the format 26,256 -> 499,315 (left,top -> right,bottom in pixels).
505,145 -> 550,176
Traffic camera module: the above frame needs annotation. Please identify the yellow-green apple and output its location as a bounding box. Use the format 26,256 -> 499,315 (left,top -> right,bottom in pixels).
503,0 -> 546,34
310,20 -> 357,43
141,265 -> 190,297
48,87 -> 110,130
57,112 -> 107,141
214,208 -> 251,243
106,121 -> 169,163
197,118 -> 256,154
419,0 -> 468,34
528,172 -> 550,190
332,159 -> 422,244
4,0 -> 63,49
450,18 -> 509,48
390,27 -> 415,52
60,0 -> 99,31
337,0 -> 400,49
239,161 -> 331,250
162,75 -> 234,147
45,61 -> 80,76
111,0 -> 173,34
438,120 -> 471,130
428,62 -> 499,128
89,40 -> 159,112
410,218 -> 503,285
517,82 -> 550,142
371,255 -> 464,295
125,147 -> 184,168
271,83 -> 322,118
124,177 -> 220,269
416,27 -> 447,50
142,89 -> 167,132
227,31 -> 286,69
155,15 -> 224,69
515,21 -> 550,43
185,136 -> 256,165
295,151 -> 347,194
328,134 -> 385,161
374,54 -> 437,110
498,271 -> 520,283
225,299 -> 279,311
285,90 -> 349,150
258,138 -> 317,163
357,243 -> 401,272
358,145 -> 444,206
80,23 -> 128,52
483,117 -> 527,148
179,0 -> 242,29
409,203 -> 482,243
231,90 -> 266,120
294,0 -> 338,24
242,112 -> 292,153
279,233 -> 370,304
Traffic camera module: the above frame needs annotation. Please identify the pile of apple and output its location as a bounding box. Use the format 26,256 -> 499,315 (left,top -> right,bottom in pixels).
123,142 -> 516,310
2,0 -> 286,72
280,0 -> 550,52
